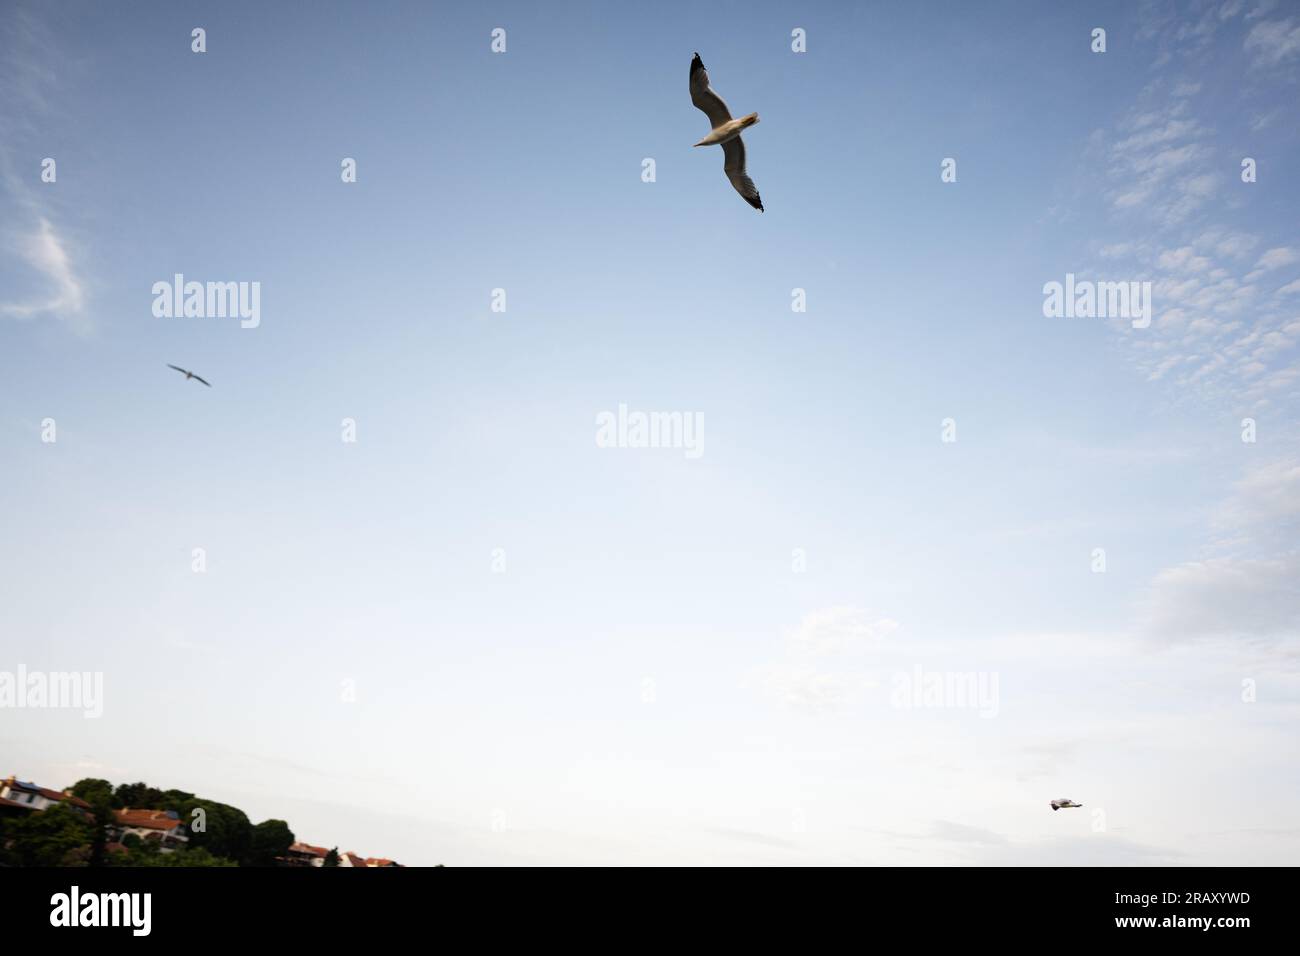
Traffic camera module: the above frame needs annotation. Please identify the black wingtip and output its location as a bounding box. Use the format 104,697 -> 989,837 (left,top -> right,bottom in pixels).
691,53 -> 705,75
747,194 -> 764,212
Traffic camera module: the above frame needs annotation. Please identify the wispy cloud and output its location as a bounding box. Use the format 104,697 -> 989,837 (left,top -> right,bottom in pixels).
1143,459 -> 1300,644
1212,459 -> 1300,545
1098,228 -> 1299,403
0,7 -> 59,134
1143,555 -> 1300,642
1097,0 -> 1300,655
1244,16 -> 1300,67
756,607 -> 898,714
1104,110 -> 1217,226
1,217 -> 89,332
1,8 -> 92,334
1248,246 -> 1300,277
1086,39 -> 1300,406
788,606 -> 898,656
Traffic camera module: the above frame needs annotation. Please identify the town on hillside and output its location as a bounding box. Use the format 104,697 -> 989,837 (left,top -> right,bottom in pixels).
0,775 -> 404,867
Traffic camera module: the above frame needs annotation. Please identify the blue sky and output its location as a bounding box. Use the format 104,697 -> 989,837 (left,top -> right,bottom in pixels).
2,0 -> 1298,865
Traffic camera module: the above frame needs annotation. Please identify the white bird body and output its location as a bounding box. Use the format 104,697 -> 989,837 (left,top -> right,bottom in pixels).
689,53 -> 764,212
693,113 -> 759,148
1051,798 -> 1083,811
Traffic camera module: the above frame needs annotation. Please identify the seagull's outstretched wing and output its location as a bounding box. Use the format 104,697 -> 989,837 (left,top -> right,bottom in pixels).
192,374 -> 212,387
722,136 -> 763,212
167,364 -> 188,375
689,53 -> 732,129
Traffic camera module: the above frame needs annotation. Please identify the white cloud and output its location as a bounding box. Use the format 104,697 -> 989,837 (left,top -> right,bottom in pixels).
1214,460 -> 1300,538
1143,555 -> 1300,641
1157,245 -> 1212,273
1131,143 -> 1203,176
1143,460 -> 1300,644
756,607 -> 899,714
1211,232 -> 1259,259
1104,111 -> 1219,227
1098,241 -> 1141,259
1219,0 -> 1247,22
788,606 -> 899,655
1254,246 -> 1299,272
1244,17 -> 1300,67
1095,169 -> 1296,400
1250,107 -> 1282,130
1,217 -> 89,331
1246,1 -> 1279,22
762,668 -> 851,715
1113,118 -> 1201,154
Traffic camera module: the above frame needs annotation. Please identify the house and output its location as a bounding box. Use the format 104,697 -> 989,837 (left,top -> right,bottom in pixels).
0,777 -> 92,814
281,841 -> 331,867
112,808 -> 189,852
336,850 -> 402,867
2,773 -> 408,865
0,793 -> 37,819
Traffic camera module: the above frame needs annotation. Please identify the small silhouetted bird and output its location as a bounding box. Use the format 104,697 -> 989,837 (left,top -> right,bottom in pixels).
167,364 -> 211,387
1051,798 -> 1083,811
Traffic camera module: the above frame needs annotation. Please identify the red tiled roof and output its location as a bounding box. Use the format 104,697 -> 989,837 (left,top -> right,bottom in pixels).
290,842 -> 330,857
344,852 -> 365,867
2,777 -> 91,809
364,857 -> 400,867
115,809 -> 182,831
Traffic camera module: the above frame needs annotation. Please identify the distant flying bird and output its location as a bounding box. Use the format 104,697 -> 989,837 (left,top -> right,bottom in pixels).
689,53 -> 763,212
167,364 -> 211,387
1051,798 -> 1083,811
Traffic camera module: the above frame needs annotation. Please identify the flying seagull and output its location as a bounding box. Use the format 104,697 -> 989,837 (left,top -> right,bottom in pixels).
1050,798 -> 1083,811
689,53 -> 763,212
167,364 -> 211,387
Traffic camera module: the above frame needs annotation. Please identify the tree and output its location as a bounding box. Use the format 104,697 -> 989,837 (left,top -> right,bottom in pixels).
245,819 -> 294,867
323,847 -> 340,867
113,781 -> 164,810
148,847 -> 237,867
0,814 -> 14,866
81,789 -> 117,868
7,802 -> 94,866
173,799 -> 253,862
69,778 -> 114,806
110,845 -> 236,868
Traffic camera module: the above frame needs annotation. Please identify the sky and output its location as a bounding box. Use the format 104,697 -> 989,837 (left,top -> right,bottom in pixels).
1,0 -> 1298,866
